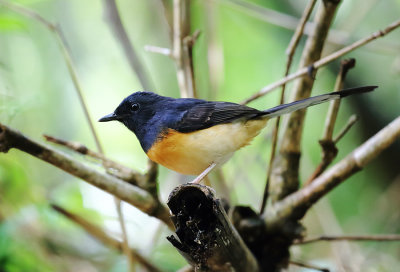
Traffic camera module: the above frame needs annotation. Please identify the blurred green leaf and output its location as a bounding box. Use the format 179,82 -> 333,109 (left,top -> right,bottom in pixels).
0,15 -> 26,31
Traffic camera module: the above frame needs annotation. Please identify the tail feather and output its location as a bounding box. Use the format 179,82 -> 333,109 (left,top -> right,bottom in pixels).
262,86 -> 377,119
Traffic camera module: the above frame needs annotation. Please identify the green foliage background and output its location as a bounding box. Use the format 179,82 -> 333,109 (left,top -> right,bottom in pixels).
0,0 -> 399,271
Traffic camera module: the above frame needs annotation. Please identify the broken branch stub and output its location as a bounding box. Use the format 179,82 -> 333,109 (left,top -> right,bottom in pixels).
167,184 -> 259,272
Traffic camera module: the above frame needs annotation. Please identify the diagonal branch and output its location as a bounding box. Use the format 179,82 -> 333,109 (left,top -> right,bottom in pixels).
268,0 -> 341,203
260,0 -> 317,214
295,234 -> 400,245
0,123 -> 173,229
242,19 -> 400,105
43,134 -> 147,187
103,0 -> 154,91
264,116 -> 400,227
0,0 -> 104,154
306,58 -> 356,185
51,204 -> 163,272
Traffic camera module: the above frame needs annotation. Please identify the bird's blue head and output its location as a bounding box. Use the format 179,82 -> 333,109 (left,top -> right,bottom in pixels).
99,92 -> 175,151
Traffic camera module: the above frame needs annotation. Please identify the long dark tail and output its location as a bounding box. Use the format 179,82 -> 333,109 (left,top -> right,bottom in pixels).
261,86 -> 377,118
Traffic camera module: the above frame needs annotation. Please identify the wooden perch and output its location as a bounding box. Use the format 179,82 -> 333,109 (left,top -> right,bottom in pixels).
264,115 -> 400,227
0,123 -> 173,229
166,184 -> 259,272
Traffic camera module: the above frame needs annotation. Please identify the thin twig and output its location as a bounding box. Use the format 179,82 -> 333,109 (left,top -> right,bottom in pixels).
264,115 -> 400,227
290,260 -> 329,272
260,0 -> 316,215
51,204 -> 163,272
0,123 -> 174,229
306,59 -> 356,185
102,1 -> 161,266
268,1 -> 340,203
103,0 -> 154,91
0,0 -> 104,154
43,134 -> 146,187
219,0 -> 348,45
322,59 -> 356,141
114,199 -> 135,272
295,234 -> 400,245
0,2 -> 138,265
333,114 -> 358,143
172,0 -> 197,98
242,19 -> 400,105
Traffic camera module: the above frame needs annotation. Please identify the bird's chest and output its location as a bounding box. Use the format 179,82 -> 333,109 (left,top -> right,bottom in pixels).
146,119 -> 267,175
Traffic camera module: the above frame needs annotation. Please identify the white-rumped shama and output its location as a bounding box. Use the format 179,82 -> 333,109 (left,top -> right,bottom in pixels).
99,86 -> 376,183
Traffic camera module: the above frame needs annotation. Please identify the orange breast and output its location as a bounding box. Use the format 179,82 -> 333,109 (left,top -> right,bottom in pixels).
146,119 -> 268,175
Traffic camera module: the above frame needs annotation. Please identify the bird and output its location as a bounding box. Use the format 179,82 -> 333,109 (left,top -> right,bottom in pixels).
99,86 -> 377,184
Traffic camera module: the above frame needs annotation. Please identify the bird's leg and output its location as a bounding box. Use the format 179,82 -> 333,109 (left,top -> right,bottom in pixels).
190,162 -> 217,184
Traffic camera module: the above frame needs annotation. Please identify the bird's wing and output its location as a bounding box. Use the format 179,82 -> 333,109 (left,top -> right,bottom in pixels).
174,102 -> 262,133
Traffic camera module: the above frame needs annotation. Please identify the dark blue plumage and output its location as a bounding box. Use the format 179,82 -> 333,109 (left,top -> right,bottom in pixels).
100,92 -> 267,152
99,87 -> 377,179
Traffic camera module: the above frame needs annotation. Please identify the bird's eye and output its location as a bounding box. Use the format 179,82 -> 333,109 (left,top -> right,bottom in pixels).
131,103 -> 140,112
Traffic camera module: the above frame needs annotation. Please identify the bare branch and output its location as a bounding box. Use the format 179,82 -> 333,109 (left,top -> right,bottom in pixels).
167,184 -> 259,271
295,234 -> 400,245
103,0 -> 154,91
322,58 -> 356,141
268,0 -> 341,203
0,0 -> 104,154
333,114 -> 358,144
242,19 -> 400,105
260,0 -> 317,214
43,134 -> 146,187
51,204 -> 163,272
219,0 -> 348,45
114,198 -> 135,272
306,58 -> 356,184
264,116 -> 400,227
172,0 -> 197,98
285,0 -> 318,57
0,123 -> 173,229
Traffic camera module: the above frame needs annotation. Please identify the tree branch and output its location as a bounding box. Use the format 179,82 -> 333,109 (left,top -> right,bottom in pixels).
268,0 -> 341,203
51,204 -> 163,272
0,0 -> 104,154
242,19 -> 400,105
167,184 -> 259,271
172,0 -> 197,98
103,0 -> 154,91
264,116 -> 400,227
306,58 -> 356,184
43,134 -> 146,187
0,123 -> 173,229
260,0 -> 317,214
295,234 -> 400,245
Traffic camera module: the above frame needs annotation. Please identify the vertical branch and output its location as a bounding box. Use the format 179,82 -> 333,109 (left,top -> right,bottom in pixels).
260,0 -> 317,214
115,198 -> 136,272
102,1 -> 161,269
103,0 -> 154,91
173,0 -> 196,98
306,58 -> 356,184
269,0 -> 341,203
322,59 -> 355,141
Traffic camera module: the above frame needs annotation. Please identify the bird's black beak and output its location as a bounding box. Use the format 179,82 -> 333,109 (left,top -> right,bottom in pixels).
99,113 -> 118,122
